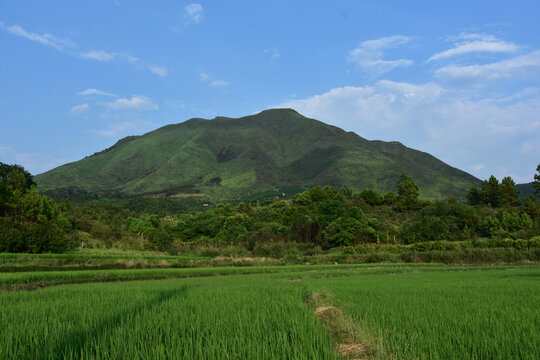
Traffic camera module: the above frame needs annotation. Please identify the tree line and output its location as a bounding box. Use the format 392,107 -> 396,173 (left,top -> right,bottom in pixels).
1,162 -> 539,254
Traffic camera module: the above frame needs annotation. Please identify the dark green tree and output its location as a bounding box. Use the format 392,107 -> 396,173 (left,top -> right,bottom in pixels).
500,176 -> 520,206
396,172 -> 419,210
467,186 -> 482,205
523,195 -> 539,218
383,192 -> 397,205
481,175 -> 501,207
0,162 -> 35,191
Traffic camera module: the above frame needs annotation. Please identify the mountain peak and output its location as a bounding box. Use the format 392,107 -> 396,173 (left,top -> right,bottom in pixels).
258,108 -> 300,115
35,110 -> 480,200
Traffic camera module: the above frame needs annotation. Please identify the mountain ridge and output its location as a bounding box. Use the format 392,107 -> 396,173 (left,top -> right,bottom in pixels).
35,108 -> 481,200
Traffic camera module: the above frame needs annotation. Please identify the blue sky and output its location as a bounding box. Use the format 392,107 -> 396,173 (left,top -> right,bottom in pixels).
1,1 -> 539,183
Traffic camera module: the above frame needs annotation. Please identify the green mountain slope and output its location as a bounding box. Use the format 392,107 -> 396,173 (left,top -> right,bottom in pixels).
35,109 -> 481,200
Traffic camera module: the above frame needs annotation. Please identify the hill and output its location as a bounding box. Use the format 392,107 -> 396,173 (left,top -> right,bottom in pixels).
516,182 -> 538,200
35,109 -> 480,200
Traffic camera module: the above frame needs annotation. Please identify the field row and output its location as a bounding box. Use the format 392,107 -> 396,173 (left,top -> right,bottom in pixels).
1,265 -> 538,359
0,263 -> 444,291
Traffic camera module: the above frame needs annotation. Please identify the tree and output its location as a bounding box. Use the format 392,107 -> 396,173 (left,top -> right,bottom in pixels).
0,162 -> 35,191
533,164 -> 540,196
383,192 -> 397,205
481,175 -> 501,207
396,172 -> 419,210
467,186 -> 482,205
500,176 -> 520,206
358,189 -> 383,206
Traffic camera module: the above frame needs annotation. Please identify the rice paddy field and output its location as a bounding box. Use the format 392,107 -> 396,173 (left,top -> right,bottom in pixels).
1,263 -> 539,359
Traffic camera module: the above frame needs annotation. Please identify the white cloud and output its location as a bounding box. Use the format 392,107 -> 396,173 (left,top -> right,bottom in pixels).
200,72 -> 229,87
71,103 -> 90,113
0,23 -> 73,51
428,33 -> 519,62
78,88 -> 117,97
210,80 -> 230,87
429,41 -> 519,62
435,50 -> 540,83
105,95 -> 158,111
278,80 -> 540,182
185,3 -> 203,24
147,65 -> 168,77
348,35 -> 413,78
80,50 -> 115,62
471,164 -> 485,172
200,72 -> 210,82
264,48 -> 280,60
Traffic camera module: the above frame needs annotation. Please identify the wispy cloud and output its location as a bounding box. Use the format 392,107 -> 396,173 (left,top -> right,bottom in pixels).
147,65 -> 168,77
428,33 -> 519,62
1,23 -> 165,76
348,35 -> 413,78
210,80 -> 230,87
264,48 -> 280,60
105,95 -> 158,111
435,50 -> 540,83
200,73 -> 210,82
200,72 -> 230,87
78,88 -> 117,97
0,22 -> 74,51
185,3 -> 203,24
71,103 -> 90,113
80,50 -> 115,62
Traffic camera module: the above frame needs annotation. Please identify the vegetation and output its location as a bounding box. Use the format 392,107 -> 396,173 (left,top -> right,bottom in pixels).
1,265 -> 538,359
0,163 -> 74,253
34,109 -> 480,200
534,163 -> 540,195
2,161 -> 539,263
302,266 -> 539,359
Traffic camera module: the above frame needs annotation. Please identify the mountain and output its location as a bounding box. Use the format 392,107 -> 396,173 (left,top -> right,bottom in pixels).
516,183 -> 538,200
35,109 -> 481,200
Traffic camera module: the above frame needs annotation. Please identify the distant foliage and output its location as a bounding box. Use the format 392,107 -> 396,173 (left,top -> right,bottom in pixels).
468,174 -> 521,207
2,163 -> 539,254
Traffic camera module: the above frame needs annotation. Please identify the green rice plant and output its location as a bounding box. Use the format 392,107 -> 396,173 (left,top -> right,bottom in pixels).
0,263 -> 442,291
0,275 -> 337,359
302,267 -> 540,359
1,265 -> 537,359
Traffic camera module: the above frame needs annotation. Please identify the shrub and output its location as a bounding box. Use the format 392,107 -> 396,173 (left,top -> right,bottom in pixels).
529,236 -> 540,248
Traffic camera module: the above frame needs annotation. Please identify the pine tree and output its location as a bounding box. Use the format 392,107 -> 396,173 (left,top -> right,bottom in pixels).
481,175 -> 501,207
500,176 -> 520,206
467,186 -> 482,205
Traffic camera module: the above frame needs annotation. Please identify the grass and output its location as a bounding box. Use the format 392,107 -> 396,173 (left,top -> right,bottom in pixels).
301,267 -> 540,359
2,246 -> 537,274
1,264 -> 538,359
0,275 -> 338,359
0,263 -> 443,291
